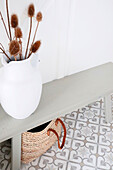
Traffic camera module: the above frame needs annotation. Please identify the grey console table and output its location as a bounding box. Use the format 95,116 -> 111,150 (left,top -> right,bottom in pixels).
0,62 -> 113,170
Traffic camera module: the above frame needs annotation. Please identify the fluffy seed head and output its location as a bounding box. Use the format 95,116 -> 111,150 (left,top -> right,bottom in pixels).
11,14 -> 18,28
28,4 -> 35,17
36,12 -> 42,22
15,27 -> 22,38
30,41 -> 41,53
9,40 -> 20,56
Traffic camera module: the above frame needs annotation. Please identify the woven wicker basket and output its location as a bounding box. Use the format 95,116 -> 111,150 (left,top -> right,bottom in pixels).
21,118 -> 66,164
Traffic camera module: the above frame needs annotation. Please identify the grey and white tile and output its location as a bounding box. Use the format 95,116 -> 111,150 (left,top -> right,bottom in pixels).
0,97 -> 113,170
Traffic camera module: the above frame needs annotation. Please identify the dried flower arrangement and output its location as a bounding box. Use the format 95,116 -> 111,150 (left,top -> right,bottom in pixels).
0,0 -> 42,62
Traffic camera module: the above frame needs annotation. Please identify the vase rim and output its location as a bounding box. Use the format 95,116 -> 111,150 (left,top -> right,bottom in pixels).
1,53 -> 37,67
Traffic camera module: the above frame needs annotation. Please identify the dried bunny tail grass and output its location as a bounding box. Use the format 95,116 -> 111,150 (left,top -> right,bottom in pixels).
11,14 -> 18,28
15,27 -> 23,60
9,40 -> 20,60
31,12 -> 42,45
25,4 -> 35,59
31,41 -> 41,52
15,27 -> 22,38
36,12 -> 42,22
28,4 -> 35,17
27,41 -> 41,58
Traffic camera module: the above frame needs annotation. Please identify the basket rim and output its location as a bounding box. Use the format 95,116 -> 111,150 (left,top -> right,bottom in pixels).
22,119 -> 56,136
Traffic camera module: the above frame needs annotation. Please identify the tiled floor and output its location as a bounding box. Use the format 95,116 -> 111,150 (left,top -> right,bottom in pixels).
0,98 -> 113,170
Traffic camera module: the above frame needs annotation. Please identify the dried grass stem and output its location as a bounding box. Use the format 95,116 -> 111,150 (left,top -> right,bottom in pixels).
0,47 -> 11,61
6,0 -> 12,41
19,39 -> 22,60
25,17 -> 32,59
0,43 -> 5,50
27,51 -> 32,58
0,11 -> 10,40
32,21 -> 39,45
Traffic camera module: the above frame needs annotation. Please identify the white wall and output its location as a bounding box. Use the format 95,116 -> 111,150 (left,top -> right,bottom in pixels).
0,0 -> 113,83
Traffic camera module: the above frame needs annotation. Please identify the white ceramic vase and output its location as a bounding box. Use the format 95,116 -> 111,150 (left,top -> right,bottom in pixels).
0,54 -> 42,119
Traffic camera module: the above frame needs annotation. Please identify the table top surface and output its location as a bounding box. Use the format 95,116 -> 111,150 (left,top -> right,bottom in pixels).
0,62 -> 113,142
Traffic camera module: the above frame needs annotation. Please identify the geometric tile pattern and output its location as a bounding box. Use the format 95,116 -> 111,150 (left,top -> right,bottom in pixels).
0,98 -> 113,170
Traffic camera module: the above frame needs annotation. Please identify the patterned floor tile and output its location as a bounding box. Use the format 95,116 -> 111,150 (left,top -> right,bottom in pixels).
0,97 -> 113,170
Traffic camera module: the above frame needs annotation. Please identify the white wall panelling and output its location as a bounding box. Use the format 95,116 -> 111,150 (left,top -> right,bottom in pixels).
0,0 -> 113,83
55,0 -> 71,79
66,0 -> 113,76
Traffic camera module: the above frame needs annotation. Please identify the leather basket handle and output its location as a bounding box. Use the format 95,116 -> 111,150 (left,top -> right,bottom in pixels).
47,118 -> 66,149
